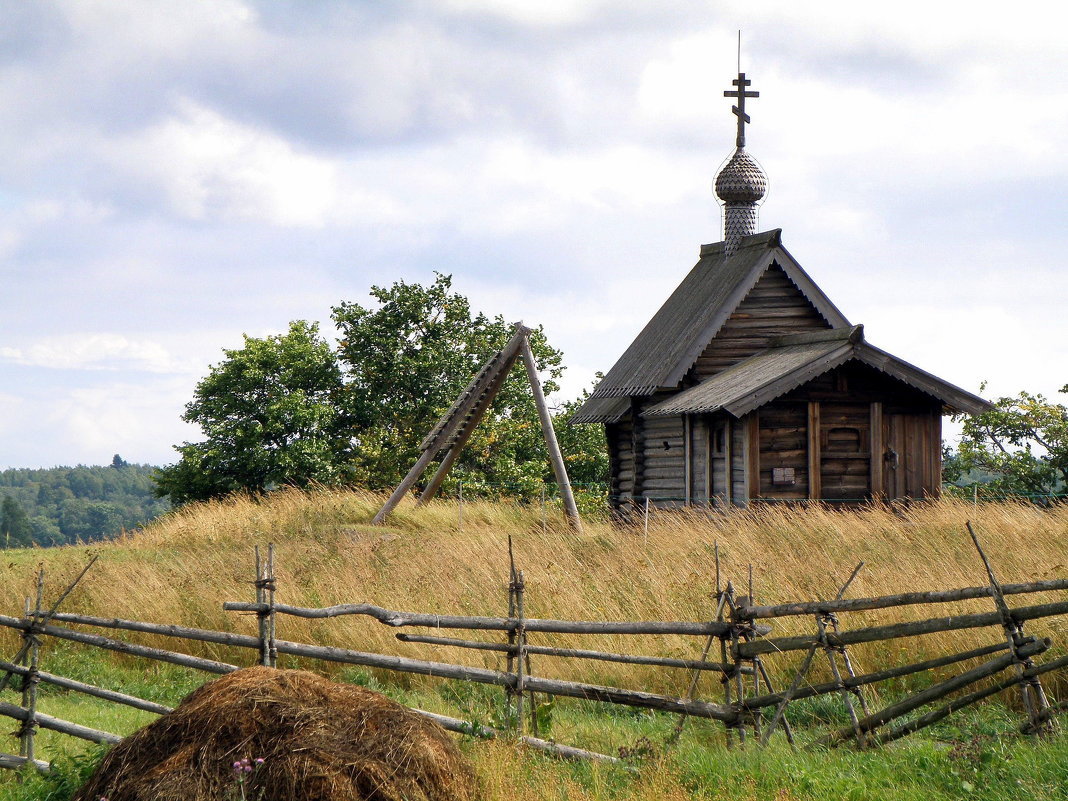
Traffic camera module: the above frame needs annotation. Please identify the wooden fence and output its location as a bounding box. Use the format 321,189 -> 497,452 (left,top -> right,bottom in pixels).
0,524 -> 1066,775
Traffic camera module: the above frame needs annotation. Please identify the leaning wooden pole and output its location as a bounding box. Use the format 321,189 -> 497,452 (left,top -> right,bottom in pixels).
372,448 -> 440,524
520,334 -> 582,531
967,521 -> 1052,732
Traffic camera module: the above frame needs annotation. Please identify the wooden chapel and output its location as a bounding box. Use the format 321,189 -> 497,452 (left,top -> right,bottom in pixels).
572,72 -> 991,509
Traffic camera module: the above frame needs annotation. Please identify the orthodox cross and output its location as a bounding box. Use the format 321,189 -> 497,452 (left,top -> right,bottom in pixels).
724,72 -> 759,149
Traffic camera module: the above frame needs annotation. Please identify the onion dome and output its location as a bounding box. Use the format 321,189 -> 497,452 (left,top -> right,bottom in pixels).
714,148 -> 767,205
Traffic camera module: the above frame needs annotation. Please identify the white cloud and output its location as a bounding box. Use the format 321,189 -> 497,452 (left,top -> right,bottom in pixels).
105,99 -> 338,226
0,2 -> 1064,470
440,0 -> 599,26
45,377 -> 200,466
0,334 -> 201,375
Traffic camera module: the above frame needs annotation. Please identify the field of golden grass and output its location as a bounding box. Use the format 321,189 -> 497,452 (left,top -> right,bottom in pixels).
0,491 -> 1066,699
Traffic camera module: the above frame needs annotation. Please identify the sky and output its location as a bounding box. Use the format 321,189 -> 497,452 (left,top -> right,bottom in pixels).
0,0 -> 1066,469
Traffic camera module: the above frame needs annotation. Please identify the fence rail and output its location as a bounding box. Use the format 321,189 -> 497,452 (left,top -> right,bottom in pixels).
0,522 -> 1066,772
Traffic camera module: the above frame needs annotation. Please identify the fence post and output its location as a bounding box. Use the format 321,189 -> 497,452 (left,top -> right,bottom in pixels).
505,538 -> 517,731
19,570 -> 44,765
255,546 -> 269,668
514,569 -> 527,738
266,544 -> 277,668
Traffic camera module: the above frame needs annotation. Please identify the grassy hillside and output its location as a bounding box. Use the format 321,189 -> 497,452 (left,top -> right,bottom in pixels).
1,491 -> 1066,692
3,493 -> 1068,801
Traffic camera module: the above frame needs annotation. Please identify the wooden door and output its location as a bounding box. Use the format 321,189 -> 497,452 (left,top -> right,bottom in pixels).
882,412 -> 941,499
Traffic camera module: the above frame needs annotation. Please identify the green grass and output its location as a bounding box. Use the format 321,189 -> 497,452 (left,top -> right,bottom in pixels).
4,656 -> 1068,801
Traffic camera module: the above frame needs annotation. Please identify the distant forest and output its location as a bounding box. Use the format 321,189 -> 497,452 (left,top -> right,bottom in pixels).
0,456 -> 169,548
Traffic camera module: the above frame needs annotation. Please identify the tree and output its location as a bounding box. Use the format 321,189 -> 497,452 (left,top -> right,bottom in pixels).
154,321 -> 354,505
155,275 -> 608,506
1,496 -> 33,548
949,385 -> 1068,499
332,273 -> 566,493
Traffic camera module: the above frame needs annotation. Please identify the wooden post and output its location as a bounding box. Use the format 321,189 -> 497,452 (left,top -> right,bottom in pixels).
0,557 -> 97,697
255,546 -> 268,667
870,402 -> 883,500
745,414 -> 759,503
514,570 -> 527,738
818,615 -> 865,747
967,522 -> 1052,732
827,611 -> 870,718
267,544 -> 277,668
666,546 -> 734,748
19,572 -> 43,765
703,419 -> 712,505
724,419 -> 733,506
373,447 -> 440,523
808,402 -> 821,501
417,350 -> 516,505
505,538 -> 518,730
520,336 -> 582,531
684,414 -> 692,506
760,562 -> 863,746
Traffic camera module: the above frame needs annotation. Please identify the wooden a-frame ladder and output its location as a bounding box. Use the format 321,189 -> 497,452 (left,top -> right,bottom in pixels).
372,322 -> 582,531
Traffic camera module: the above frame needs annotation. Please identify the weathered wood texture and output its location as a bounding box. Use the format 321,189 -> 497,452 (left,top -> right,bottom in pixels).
0,658 -> 171,716
820,638 -> 1050,746
414,709 -> 624,764
737,577 -> 1068,620
0,752 -> 50,774
741,641 -> 1009,710
757,402 -> 809,498
0,700 -> 121,745
395,633 -> 749,674
0,615 -> 238,674
737,599 -> 1068,657
8,612 -> 739,722
222,603 -> 742,636
732,415 -> 748,502
690,266 -> 831,379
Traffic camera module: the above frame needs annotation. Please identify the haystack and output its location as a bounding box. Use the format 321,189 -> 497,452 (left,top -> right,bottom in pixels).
74,666 -> 480,801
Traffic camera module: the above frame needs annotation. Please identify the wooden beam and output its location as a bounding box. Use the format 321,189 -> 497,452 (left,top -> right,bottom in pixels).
724,418 -> 733,506
736,577 -> 1068,620
375,325 -> 528,521
520,336 -> 582,531
372,447 -> 440,524
870,401 -> 884,500
703,418 -> 712,505
931,412 -> 942,498
745,414 -> 760,502
807,401 -> 821,501
684,414 -> 692,506
417,352 -> 518,504
737,600 -> 1068,658
631,397 -> 645,502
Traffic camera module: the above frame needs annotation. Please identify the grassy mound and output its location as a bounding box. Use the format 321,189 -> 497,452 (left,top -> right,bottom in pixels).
73,666 -> 480,801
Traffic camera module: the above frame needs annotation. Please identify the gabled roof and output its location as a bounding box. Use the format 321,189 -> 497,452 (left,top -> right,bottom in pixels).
586,229 -> 850,400
643,326 -> 992,418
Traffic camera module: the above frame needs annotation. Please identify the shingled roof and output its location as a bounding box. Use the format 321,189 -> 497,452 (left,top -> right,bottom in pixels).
643,326 -> 992,418
584,229 -> 849,400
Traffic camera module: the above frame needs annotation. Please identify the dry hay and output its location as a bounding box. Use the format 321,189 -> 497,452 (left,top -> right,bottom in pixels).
74,666 -> 481,801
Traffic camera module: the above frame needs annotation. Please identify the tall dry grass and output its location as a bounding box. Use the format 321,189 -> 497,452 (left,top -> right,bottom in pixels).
1,491 -> 1066,695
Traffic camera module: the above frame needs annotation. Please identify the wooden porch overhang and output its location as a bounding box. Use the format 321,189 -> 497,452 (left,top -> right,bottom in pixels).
642,326 -> 992,419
